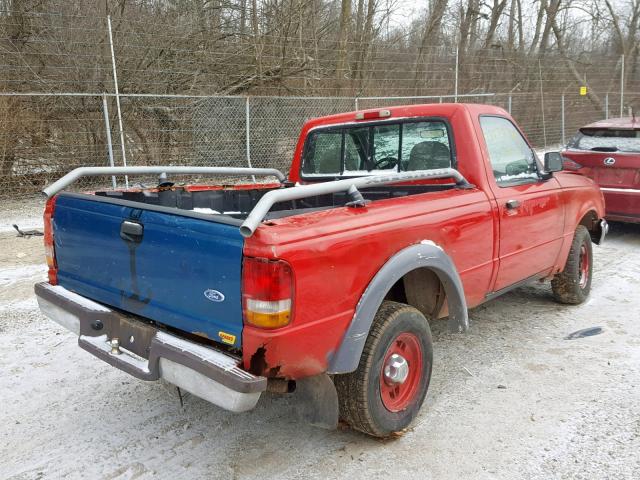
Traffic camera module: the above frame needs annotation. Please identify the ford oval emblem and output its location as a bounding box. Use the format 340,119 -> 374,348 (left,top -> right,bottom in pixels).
603,157 -> 616,166
204,289 -> 225,302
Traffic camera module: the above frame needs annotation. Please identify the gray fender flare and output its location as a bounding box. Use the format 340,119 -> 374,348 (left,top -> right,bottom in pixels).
327,242 -> 469,374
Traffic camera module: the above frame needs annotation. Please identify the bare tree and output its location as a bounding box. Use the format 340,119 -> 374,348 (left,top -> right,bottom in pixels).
336,0 -> 352,86
483,0 -> 508,48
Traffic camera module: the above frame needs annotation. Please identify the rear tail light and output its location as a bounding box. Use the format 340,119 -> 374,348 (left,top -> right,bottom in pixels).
242,257 -> 293,329
43,195 -> 58,285
562,157 -> 583,171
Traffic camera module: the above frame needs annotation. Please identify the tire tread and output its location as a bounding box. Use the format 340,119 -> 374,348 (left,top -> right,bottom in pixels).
334,301 -> 424,437
551,225 -> 592,304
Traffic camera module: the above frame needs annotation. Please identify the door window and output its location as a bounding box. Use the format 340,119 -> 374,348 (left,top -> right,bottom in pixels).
480,116 -> 540,186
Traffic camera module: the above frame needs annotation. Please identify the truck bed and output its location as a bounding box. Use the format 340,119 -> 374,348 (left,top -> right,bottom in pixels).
52,182 -> 453,350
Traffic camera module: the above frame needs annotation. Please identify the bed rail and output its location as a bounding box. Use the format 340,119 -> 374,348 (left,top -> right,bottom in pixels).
42,166 -> 286,197
239,168 -> 473,237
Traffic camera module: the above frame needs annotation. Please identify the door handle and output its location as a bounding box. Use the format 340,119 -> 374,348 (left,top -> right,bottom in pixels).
505,199 -> 521,210
120,220 -> 144,243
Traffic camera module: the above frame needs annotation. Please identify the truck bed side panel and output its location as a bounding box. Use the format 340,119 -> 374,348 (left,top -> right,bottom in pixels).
242,189 -> 495,378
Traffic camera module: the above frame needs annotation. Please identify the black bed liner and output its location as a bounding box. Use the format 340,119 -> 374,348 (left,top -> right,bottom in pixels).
95,183 -> 456,221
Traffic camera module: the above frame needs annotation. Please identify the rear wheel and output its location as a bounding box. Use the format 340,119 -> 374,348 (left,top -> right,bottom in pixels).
551,225 -> 593,304
334,301 -> 433,437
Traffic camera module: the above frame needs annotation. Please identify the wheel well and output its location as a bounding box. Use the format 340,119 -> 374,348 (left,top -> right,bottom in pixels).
578,210 -> 600,243
383,268 -> 446,319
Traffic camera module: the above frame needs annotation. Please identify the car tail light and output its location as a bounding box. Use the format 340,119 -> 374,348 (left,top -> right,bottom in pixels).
242,257 -> 293,329
562,157 -> 583,171
43,195 -> 58,285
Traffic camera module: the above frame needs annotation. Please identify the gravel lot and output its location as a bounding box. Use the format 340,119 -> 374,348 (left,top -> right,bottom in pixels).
1,196 -> 639,480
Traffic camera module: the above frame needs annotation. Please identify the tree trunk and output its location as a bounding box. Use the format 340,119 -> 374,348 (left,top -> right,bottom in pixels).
336,0 -> 352,89
540,0 -> 561,54
516,0 -> 524,52
484,0 -> 508,49
240,0 -> 247,35
507,0 -> 516,50
413,0 -> 449,85
528,0 -> 547,56
550,15 -> 604,111
356,0 -> 376,92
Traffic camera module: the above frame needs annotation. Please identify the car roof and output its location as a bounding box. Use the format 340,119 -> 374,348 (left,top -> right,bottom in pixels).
581,117 -> 640,130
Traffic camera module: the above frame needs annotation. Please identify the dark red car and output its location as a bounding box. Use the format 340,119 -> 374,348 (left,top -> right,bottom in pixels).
562,117 -> 640,223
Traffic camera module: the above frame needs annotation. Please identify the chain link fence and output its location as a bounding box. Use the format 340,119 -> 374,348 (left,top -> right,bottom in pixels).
0,91 -> 629,195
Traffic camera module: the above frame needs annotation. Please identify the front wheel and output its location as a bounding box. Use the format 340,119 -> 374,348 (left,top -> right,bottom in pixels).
334,301 -> 433,437
551,225 -> 593,304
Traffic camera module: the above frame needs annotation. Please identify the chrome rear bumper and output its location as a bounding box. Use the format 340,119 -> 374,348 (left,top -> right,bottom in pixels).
35,282 -> 266,412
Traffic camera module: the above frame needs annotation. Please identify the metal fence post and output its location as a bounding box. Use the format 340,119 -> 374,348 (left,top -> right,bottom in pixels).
245,96 -> 256,183
538,60 -> 547,149
107,15 -> 129,188
561,94 -> 565,146
354,97 -> 359,110
508,95 -> 512,114
454,46 -> 459,103
101,94 -> 117,189
605,93 -> 609,119
620,54 -> 625,118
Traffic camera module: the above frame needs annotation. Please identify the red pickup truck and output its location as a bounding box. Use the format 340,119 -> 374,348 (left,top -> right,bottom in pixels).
35,104 -> 607,437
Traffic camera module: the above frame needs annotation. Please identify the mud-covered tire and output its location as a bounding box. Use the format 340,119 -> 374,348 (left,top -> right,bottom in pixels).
551,225 -> 593,304
334,301 -> 433,438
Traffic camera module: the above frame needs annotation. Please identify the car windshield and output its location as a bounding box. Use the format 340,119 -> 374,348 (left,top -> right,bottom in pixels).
570,128 -> 640,153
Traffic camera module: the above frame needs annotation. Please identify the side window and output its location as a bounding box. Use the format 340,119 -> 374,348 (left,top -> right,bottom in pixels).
479,116 -> 539,185
301,131 -> 342,174
402,121 -> 452,171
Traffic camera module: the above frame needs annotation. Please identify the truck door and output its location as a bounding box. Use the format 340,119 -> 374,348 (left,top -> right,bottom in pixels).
478,116 -> 565,292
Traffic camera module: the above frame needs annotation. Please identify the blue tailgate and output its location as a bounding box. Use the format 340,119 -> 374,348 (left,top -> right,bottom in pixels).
53,194 -> 245,348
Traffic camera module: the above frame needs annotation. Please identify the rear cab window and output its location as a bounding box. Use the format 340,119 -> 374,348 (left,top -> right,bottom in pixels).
569,128 -> 640,153
301,119 -> 454,178
479,116 -> 541,187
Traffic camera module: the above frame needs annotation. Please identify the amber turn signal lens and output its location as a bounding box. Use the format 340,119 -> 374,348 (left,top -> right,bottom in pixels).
242,258 -> 294,329
244,307 -> 291,329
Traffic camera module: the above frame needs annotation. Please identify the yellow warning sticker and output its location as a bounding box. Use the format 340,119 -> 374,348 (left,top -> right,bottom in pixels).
218,331 -> 236,345
580,86 -> 587,96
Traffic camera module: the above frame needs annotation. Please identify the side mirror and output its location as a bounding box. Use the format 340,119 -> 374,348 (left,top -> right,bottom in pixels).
544,152 -> 563,173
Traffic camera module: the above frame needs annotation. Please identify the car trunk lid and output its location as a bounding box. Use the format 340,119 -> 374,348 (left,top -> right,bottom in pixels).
562,149 -> 640,188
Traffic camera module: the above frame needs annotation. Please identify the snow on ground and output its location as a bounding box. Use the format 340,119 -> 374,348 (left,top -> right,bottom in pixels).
0,201 -> 639,480
0,297 -> 38,313
0,196 -> 45,233
0,264 -> 47,287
